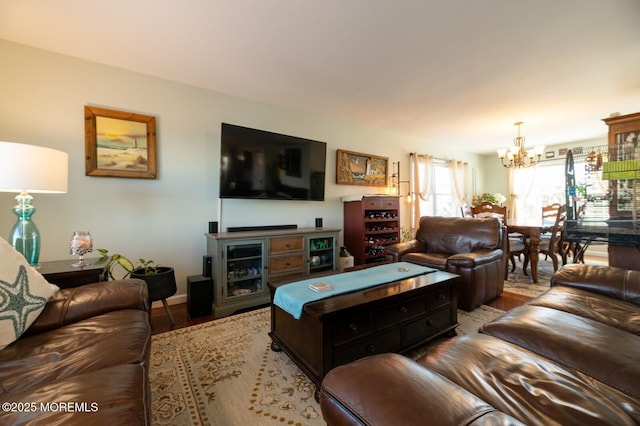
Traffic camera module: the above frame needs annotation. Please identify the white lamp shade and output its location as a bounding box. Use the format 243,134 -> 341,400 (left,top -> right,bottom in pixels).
0,141 -> 68,193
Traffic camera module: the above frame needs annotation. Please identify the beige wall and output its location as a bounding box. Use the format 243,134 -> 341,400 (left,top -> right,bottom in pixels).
0,40 -> 482,298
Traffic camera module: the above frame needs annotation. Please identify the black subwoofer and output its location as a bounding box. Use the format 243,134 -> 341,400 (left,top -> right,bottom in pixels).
187,275 -> 213,318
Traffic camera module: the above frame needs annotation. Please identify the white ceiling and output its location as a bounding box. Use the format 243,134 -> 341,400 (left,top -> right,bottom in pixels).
1,0 -> 639,154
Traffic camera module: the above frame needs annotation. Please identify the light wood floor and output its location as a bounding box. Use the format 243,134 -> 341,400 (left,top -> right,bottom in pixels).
485,291 -> 531,311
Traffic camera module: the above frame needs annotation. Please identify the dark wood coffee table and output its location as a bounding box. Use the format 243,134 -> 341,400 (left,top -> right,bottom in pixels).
268,269 -> 459,398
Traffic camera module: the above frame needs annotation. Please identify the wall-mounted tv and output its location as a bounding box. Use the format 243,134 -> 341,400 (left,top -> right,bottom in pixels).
220,123 -> 327,201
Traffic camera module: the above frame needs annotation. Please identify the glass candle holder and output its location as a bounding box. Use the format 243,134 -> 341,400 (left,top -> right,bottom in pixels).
70,231 -> 93,267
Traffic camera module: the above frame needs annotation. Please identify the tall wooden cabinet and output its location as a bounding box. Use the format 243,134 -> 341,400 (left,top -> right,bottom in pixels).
602,112 -> 640,269
343,196 -> 400,265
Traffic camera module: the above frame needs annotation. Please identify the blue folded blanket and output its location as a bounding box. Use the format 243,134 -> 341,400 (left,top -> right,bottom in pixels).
273,262 -> 435,319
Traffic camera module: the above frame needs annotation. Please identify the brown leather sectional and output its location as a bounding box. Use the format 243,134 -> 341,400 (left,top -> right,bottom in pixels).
320,264 -> 640,425
384,216 -> 508,311
0,279 -> 151,425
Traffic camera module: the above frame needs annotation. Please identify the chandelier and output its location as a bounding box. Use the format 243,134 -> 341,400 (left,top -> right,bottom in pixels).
497,122 -> 545,168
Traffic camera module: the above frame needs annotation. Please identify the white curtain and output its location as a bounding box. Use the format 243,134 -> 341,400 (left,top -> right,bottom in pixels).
411,153 -> 433,231
448,160 -> 468,205
508,167 -> 537,219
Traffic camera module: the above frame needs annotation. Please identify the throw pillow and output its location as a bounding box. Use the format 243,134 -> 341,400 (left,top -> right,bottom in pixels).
0,237 -> 59,350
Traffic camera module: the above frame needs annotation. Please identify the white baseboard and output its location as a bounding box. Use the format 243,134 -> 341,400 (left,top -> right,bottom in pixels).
151,293 -> 187,309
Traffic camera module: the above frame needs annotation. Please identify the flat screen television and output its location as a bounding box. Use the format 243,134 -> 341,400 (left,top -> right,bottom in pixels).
220,123 -> 327,201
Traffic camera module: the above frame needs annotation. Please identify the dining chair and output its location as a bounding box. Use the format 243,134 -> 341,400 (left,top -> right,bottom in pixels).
540,202 -> 562,261
542,203 -> 561,224
470,201 -> 506,220
541,202 -> 561,257
471,202 -> 528,275
564,203 -> 586,263
526,204 -> 567,273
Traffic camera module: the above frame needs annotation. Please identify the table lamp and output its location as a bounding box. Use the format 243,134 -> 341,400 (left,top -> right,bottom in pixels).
0,141 -> 68,266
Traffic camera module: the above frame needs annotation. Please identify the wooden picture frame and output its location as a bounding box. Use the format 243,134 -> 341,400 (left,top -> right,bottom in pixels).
336,149 -> 388,186
84,106 -> 157,179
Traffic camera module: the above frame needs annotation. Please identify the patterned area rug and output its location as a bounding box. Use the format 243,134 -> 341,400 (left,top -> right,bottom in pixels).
503,256 -> 607,297
503,259 -> 554,297
150,303 -> 506,425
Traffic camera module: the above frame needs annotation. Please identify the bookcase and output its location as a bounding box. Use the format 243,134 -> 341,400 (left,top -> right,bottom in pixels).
343,196 -> 400,265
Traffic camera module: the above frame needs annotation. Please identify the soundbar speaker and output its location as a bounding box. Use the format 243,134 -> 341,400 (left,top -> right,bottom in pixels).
187,275 -> 213,318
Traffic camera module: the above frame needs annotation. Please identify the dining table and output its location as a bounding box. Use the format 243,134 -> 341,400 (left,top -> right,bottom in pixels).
506,218 -> 555,283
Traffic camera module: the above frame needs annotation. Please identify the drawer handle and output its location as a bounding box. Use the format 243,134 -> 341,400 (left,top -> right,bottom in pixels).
366,344 -> 376,353
438,294 -> 446,300
399,306 -> 408,314
349,323 -> 359,334
425,319 -> 435,327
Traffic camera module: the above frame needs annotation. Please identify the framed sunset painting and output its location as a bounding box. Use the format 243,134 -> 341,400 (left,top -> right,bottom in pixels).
84,106 -> 157,179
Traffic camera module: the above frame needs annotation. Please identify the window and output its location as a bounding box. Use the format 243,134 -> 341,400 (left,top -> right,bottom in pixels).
513,154 -> 608,220
513,162 -> 566,221
418,160 -> 458,217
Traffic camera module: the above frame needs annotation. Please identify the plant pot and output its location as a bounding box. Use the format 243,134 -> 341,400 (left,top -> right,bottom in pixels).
131,266 -> 177,302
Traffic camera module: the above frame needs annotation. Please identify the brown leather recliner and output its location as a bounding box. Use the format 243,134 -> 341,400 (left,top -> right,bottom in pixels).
384,216 -> 507,311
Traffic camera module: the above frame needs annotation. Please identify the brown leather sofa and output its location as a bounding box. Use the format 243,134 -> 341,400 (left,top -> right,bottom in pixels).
0,279 -> 151,425
384,216 -> 508,311
319,264 -> 640,425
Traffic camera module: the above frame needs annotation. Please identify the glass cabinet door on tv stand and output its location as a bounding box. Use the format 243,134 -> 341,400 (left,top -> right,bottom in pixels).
222,240 -> 265,301
309,234 -> 336,274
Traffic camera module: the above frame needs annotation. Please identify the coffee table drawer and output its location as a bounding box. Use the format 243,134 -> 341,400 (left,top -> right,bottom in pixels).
334,313 -> 372,346
375,295 -> 427,330
334,329 -> 402,366
429,286 -> 453,310
405,309 -> 453,345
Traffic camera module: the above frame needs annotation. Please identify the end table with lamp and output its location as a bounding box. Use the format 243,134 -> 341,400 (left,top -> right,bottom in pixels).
0,141 -> 68,267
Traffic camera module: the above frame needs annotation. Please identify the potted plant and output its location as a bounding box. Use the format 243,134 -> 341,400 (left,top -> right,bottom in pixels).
98,249 -> 177,310
472,192 -> 506,206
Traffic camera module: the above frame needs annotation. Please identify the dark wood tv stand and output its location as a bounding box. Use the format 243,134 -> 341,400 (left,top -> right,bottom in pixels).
268,269 -> 459,399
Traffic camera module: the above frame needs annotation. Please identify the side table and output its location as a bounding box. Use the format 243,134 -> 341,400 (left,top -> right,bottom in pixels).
39,257 -> 108,289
